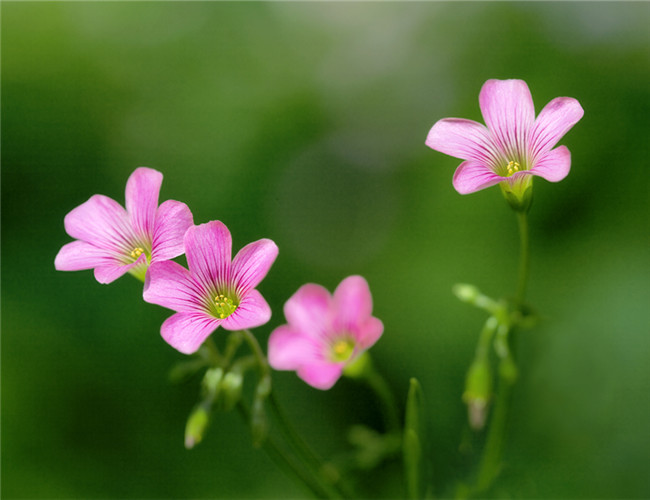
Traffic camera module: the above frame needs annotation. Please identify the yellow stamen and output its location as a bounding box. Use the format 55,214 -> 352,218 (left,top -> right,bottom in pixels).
130,247 -> 145,259
214,293 -> 237,319
331,338 -> 355,363
506,160 -> 521,177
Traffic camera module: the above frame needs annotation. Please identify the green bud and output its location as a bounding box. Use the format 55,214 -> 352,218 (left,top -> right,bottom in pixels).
184,405 -> 210,449
202,367 -> 224,397
219,371 -> 243,411
499,356 -> 518,384
452,283 -> 481,304
250,396 -> 268,448
463,359 -> 493,430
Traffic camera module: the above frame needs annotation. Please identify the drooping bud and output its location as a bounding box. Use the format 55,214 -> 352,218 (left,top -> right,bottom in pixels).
185,405 -> 210,449
463,359 -> 493,430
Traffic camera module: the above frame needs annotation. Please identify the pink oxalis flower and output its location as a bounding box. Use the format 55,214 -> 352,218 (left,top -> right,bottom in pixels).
268,276 -> 384,390
426,79 -> 583,206
55,167 -> 193,283
143,221 -> 278,354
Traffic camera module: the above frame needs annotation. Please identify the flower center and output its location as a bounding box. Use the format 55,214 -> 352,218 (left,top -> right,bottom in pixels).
504,160 -> 521,177
214,293 -> 238,319
330,338 -> 356,363
130,247 -> 145,259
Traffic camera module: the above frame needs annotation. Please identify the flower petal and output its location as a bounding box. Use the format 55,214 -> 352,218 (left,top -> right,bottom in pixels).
284,284 -> 332,339
530,145 -> 571,183
529,97 -> 584,161
160,311 -> 220,355
151,200 -> 194,263
184,221 -> 232,291
94,258 -> 143,284
355,317 -> 384,350
479,79 -> 535,160
426,118 -> 501,166
231,238 -> 279,295
452,160 -> 504,194
55,240 -> 114,271
332,276 -> 373,330
64,194 -> 132,252
125,167 -> 162,240
268,325 -> 320,371
297,362 -> 343,390
143,260 -> 205,313
221,289 -> 272,331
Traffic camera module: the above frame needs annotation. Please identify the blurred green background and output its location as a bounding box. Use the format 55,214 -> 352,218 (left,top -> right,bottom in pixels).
2,2 -> 649,498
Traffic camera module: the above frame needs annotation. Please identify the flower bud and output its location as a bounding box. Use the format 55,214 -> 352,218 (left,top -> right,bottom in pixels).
463,359 -> 493,430
219,371 -> 243,411
452,283 -> 480,304
184,405 -> 210,449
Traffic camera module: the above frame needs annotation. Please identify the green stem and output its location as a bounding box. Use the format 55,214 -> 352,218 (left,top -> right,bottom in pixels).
363,359 -> 401,433
237,401 -> 331,499
515,211 -> 530,305
240,330 -> 345,499
269,392 -> 352,499
471,211 -> 529,496
474,369 -> 515,493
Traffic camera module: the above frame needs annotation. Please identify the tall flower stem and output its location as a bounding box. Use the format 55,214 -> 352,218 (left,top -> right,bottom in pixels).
237,400 -> 331,499
471,211 -> 529,497
515,211 -> 530,306
362,358 -> 401,434
239,329 -> 347,499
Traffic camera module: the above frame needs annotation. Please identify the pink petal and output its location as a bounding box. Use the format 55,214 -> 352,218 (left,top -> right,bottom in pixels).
151,200 -> 194,263
55,240 -> 114,271
284,284 -> 332,339
125,167 -> 162,240
221,289 -> 272,331
425,118 -> 501,166
143,260 -> 205,312
268,325 -> 320,371
530,145 -> 571,183
479,79 -> 535,160
94,257 -> 143,284
297,362 -> 343,390
231,238 -> 279,295
529,97 -> 584,161
332,276 -> 373,330
184,221 -> 232,291
355,317 -> 384,350
452,160 -> 504,194
64,194 -> 132,252
160,312 -> 220,355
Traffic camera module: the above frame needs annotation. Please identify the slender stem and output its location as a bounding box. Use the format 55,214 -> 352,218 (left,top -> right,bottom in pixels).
474,361 -> 515,494
515,211 -> 530,305
269,392 -> 352,499
240,329 -> 345,499
240,329 -> 271,377
363,360 -> 401,433
471,211 -> 529,497
237,401 -> 330,499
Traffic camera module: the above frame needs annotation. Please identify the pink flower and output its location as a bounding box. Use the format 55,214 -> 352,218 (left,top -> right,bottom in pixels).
268,276 -> 384,390
143,221 -> 278,354
55,167 -> 193,283
426,79 -> 584,197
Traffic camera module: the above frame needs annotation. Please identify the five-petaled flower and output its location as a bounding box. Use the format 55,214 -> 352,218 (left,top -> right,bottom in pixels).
267,276 -> 383,390
143,220 -> 278,354
426,79 -> 583,207
55,167 -> 193,283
